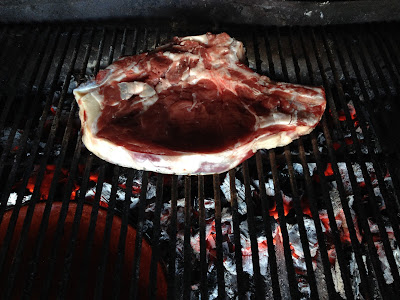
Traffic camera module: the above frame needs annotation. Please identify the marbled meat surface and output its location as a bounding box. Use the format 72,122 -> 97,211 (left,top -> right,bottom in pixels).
73,33 -> 326,175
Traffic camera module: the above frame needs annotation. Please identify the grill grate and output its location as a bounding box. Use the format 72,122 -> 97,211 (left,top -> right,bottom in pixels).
1,21 -> 400,299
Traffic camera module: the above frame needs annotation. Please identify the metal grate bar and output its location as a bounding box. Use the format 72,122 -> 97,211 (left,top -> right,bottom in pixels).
0,27 -> 68,281
324,27 -> 395,209
105,29 -> 117,65
17,29 -> 91,292
346,27 -> 400,207
76,163 -> 107,300
128,170 -> 149,300
352,31 -> 400,290
167,175 -> 178,300
111,167 -> 135,300
82,27 -> 120,300
0,27 -> 61,200
213,174 -> 226,298
40,131 -> 84,299
242,161 -> 264,298
309,29 -> 380,298
1,22 -> 400,300
320,28 -> 400,294
0,28 -> 49,178
275,27 -> 320,298
0,28 -> 38,135
298,137 -> 339,298
287,27 -> 338,298
99,44 -> 132,300
2,27 -> 87,299
198,175 -> 208,300
129,28 -> 139,56
293,30 -> 353,299
329,29 -> 400,289
93,165 -> 121,300
56,28 -> 96,297
76,28 -> 113,299
263,28 -> 301,299
332,30 -> 400,230
58,154 -> 94,298
379,26 -> 400,84
183,176 -> 192,299
22,29 -> 85,298
369,28 -> 400,95
268,150 -> 300,299
228,169 -> 246,298
326,102 -> 385,297
93,29 -> 106,75
148,173 -> 164,300
299,30 -> 356,292
358,28 -> 396,96
26,29 -> 81,205
0,26 -> 63,296
284,146 -> 320,299
295,30 -> 357,285
251,36 -> 282,299
255,152 -> 282,300
362,27 -> 400,220
356,27 -> 400,171
310,132 -> 355,299
322,114 -> 381,299
0,27 -> 52,216
367,27 -> 400,200
2,28 -> 79,296
119,27 -> 128,56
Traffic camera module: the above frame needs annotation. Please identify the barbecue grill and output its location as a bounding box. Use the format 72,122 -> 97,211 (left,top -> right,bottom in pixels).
1,13 -> 400,300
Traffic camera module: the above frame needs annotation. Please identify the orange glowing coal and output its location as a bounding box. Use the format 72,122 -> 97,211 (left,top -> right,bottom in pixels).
324,163 -> 334,177
25,165 -> 78,200
337,104 -> 357,122
118,183 -> 141,195
17,164 -> 104,203
328,248 -> 336,265
89,173 -> 99,182
268,194 -> 314,219
269,201 -> 291,219
335,210 -> 362,245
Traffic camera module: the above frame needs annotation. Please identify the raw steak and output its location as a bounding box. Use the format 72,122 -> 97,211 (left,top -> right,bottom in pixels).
74,33 -> 326,175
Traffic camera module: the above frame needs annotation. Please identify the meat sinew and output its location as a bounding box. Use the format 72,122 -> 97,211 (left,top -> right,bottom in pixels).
74,33 -> 326,175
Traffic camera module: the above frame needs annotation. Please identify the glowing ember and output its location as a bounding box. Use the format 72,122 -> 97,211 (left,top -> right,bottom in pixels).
23,165 -> 79,200
4,137 -> 397,300
324,163 -> 334,177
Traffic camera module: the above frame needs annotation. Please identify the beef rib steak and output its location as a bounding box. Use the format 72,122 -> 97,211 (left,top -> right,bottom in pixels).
74,33 -> 326,175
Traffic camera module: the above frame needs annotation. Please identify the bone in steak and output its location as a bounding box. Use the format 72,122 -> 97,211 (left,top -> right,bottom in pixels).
74,33 -> 326,175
